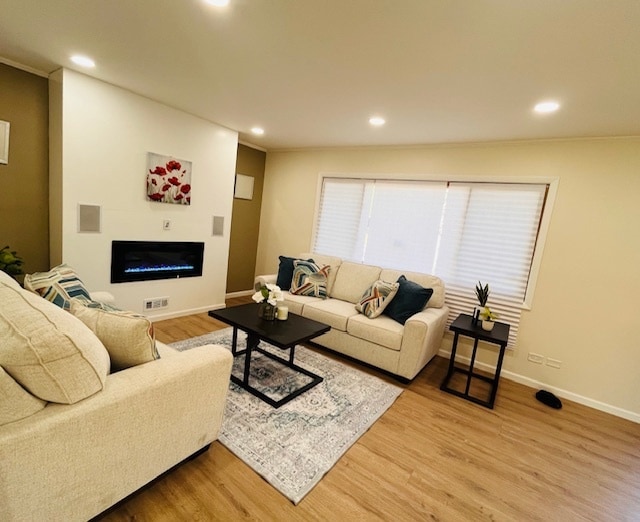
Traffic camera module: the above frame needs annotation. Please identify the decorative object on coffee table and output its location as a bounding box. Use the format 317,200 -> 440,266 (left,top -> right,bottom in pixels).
252,283 -> 283,320
171,327 -> 403,505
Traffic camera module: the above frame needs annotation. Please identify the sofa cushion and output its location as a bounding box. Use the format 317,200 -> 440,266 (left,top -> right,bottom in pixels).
0,366 -> 47,426
379,268 -> 445,308
302,298 -> 359,331
290,260 -> 330,298
70,300 -> 159,371
347,313 -> 404,351
299,253 -> 343,295
281,292 -> 322,315
276,255 -> 314,291
330,262 -> 382,303
383,275 -> 434,325
23,264 -> 92,310
0,280 -> 110,404
355,280 -> 399,319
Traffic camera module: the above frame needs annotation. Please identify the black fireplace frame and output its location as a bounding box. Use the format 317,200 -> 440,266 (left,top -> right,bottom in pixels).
110,240 -> 205,284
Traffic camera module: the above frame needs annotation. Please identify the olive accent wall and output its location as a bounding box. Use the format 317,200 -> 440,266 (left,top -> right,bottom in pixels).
226,144 -> 266,293
0,63 -> 49,274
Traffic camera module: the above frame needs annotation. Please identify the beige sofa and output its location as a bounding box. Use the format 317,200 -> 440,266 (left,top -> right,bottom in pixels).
256,253 -> 449,380
0,270 -> 233,521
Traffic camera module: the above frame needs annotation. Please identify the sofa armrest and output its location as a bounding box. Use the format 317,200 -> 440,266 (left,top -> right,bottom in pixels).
397,306 -> 449,379
254,273 -> 277,291
0,344 -> 232,522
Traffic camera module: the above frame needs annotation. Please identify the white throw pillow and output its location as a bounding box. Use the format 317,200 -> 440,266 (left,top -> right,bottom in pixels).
0,281 -> 110,404
70,301 -> 159,371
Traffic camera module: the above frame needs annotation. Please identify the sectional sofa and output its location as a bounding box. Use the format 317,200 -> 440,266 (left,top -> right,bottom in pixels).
256,253 -> 449,380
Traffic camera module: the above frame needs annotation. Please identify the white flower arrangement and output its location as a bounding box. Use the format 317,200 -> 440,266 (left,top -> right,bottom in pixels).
252,283 -> 284,307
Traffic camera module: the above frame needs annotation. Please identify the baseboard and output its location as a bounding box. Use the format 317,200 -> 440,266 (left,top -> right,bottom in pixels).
148,303 -> 225,322
437,349 -> 640,424
225,289 -> 254,298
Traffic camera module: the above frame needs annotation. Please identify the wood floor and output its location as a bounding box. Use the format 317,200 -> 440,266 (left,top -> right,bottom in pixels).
98,297 -> 640,521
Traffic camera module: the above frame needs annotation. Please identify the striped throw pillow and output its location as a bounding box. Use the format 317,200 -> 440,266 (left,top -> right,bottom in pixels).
24,264 -> 91,310
355,280 -> 400,318
290,260 -> 330,298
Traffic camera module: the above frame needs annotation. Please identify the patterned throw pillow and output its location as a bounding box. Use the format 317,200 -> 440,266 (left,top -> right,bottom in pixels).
355,280 -> 400,318
290,260 -> 330,298
23,264 -> 92,310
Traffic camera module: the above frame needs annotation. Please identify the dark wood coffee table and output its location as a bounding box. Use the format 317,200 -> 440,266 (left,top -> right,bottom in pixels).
208,303 -> 331,408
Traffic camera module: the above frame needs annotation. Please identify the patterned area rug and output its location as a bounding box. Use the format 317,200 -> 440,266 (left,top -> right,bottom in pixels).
170,327 -> 403,504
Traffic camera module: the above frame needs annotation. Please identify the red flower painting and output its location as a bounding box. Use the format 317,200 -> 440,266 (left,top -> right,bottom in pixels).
146,152 -> 192,205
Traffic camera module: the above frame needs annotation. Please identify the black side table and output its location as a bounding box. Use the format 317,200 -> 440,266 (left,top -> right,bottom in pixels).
440,313 -> 510,409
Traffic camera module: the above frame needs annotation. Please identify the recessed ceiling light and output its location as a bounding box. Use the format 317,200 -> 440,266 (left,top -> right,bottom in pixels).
251,127 -> 265,136
70,55 -> 96,68
205,0 -> 229,6
534,101 -> 560,114
369,116 -> 386,127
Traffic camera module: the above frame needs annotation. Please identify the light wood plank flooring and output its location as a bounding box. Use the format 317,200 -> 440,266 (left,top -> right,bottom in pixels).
98,297 -> 640,521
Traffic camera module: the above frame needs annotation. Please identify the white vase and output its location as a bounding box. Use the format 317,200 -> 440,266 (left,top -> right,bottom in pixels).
482,319 -> 495,332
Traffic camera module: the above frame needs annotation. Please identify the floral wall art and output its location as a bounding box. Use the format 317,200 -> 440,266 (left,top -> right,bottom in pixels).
146,152 -> 192,205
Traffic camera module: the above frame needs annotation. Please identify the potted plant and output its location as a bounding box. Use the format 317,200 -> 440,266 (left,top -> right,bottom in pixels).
480,306 -> 499,331
252,283 -> 284,320
473,281 -> 489,324
0,245 -> 24,284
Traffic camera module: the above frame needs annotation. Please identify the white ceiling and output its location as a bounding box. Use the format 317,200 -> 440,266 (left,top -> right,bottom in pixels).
1,0 -> 639,150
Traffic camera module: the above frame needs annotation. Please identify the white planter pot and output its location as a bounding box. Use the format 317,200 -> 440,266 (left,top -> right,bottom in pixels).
481,320 -> 495,332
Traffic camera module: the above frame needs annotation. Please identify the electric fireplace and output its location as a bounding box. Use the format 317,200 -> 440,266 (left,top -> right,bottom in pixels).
110,240 -> 205,283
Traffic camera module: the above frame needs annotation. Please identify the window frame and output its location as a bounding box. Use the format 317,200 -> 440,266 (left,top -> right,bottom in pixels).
311,172 -> 559,311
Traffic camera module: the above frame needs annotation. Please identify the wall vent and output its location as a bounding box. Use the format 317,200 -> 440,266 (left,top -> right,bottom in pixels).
143,297 -> 169,310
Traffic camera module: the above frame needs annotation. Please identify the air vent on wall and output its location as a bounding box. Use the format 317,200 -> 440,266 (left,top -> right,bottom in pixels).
143,297 -> 169,310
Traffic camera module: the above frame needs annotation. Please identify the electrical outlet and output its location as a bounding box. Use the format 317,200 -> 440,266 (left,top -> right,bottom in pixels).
163,219 -> 171,231
546,358 -> 562,369
527,352 -> 544,364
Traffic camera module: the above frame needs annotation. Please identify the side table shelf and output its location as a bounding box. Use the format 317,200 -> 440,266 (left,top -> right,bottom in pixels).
440,313 -> 510,409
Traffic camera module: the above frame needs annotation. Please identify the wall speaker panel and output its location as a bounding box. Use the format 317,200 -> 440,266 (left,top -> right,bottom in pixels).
212,216 -> 224,236
78,204 -> 101,233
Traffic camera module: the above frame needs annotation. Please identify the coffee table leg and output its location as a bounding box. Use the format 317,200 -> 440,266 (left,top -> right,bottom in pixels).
242,332 -> 261,385
231,327 -> 238,355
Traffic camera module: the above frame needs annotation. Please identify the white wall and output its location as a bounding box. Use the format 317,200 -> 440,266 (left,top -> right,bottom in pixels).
50,69 -> 238,318
256,139 -> 640,421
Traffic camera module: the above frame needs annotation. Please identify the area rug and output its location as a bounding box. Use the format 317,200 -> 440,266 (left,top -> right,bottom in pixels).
170,327 -> 403,504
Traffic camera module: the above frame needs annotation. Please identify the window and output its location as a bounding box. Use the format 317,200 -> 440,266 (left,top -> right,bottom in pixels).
313,177 -> 553,346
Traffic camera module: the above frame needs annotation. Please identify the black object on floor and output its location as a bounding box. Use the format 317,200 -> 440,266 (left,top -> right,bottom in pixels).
536,389 -> 562,409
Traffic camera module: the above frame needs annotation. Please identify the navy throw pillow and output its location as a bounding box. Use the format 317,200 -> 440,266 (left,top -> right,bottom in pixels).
276,256 -> 314,291
383,275 -> 433,325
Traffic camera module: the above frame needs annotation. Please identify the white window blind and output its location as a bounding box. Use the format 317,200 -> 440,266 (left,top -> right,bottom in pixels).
313,178 -> 548,346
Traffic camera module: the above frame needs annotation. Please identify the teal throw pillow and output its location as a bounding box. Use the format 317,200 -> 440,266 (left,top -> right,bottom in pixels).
276,256 -> 314,291
383,275 -> 433,324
